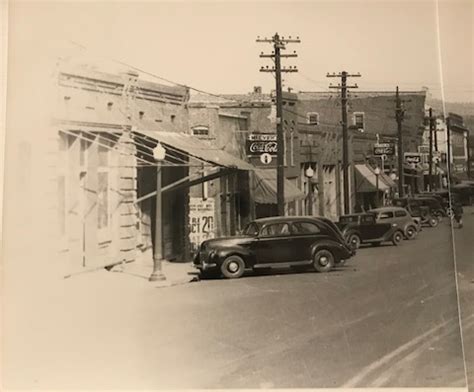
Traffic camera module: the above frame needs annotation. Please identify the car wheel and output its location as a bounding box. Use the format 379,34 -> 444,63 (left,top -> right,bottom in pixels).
312,249 -> 335,273
348,233 -> 361,249
447,207 -> 454,218
220,255 -> 245,279
405,225 -> 417,240
428,217 -> 439,227
392,231 -> 403,246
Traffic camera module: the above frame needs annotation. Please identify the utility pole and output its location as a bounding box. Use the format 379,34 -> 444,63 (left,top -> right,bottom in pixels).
446,115 -> 451,180
429,107 -> 434,191
327,71 -> 361,214
257,33 -> 300,216
395,86 -> 406,197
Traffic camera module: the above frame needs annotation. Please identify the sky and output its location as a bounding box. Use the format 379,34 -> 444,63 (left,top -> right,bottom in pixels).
6,0 -> 474,103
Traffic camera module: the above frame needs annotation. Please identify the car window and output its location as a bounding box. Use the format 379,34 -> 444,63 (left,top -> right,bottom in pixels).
378,211 -> 394,219
340,216 -> 358,224
394,210 -> 407,217
361,215 -> 375,224
260,223 -> 290,237
243,222 -> 259,236
292,221 -> 321,234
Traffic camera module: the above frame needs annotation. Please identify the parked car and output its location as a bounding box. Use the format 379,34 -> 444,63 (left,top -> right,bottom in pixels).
337,213 -> 406,249
412,195 -> 446,219
391,198 -> 439,227
368,207 -> 422,239
429,190 -> 462,216
451,183 -> 474,206
193,216 -> 355,279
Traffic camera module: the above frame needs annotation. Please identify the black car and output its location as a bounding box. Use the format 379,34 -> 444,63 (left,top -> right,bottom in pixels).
428,190 -> 462,216
411,195 -> 446,219
337,213 -> 405,249
193,216 -> 355,279
392,198 -> 439,227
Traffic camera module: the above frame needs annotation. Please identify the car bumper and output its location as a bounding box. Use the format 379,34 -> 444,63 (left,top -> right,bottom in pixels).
193,251 -> 218,271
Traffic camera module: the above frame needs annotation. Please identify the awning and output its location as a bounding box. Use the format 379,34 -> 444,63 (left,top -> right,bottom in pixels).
435,162 -> 447,174
253,169 -> 305,204
134,130 -> 253,170
355,164 -> 392,193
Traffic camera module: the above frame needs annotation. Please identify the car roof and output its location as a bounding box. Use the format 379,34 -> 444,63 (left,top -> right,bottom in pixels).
369,206 -> 407,212
253,216 -> 329,225
340,213 -> 372,217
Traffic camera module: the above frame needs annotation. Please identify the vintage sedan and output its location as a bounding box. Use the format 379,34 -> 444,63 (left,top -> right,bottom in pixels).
369,207 -> 422,239
337,213 -> 405,249
193,216 -> 355,279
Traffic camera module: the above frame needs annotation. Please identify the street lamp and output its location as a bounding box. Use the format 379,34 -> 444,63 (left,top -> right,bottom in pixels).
149,142 -> 167,282
374,166 -> 381,207
305,164 -> 315,215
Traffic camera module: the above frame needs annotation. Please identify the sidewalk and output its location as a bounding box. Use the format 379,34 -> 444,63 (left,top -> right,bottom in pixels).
64,259 -> 199,290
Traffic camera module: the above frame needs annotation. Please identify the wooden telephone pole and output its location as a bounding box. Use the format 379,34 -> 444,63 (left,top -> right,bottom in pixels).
428,107 -> 435,191
327,71 -> 361,214
395,86 -> 406,197
257,33 -> 300,216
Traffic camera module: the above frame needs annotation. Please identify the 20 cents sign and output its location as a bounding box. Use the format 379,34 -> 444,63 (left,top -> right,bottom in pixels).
188,197 -> 215,254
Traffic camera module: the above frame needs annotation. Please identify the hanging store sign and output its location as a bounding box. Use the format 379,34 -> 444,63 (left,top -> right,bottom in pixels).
404,152 -> 422,165
188,197 -> 215,254
246,133 -> 278,156
373,143 -> 395,156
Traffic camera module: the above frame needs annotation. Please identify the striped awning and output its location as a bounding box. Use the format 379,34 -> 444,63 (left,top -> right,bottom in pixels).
253,169 -> 306,204
355,164 -> 393,193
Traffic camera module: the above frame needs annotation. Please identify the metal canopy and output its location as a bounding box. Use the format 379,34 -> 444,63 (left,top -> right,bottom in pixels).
134,130 -> 253,170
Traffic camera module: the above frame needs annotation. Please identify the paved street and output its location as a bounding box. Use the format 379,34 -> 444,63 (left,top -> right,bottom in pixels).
3,215 -> 468,390
454,207 -> 474,391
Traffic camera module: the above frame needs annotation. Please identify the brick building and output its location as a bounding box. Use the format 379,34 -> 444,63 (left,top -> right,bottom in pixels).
296,90 -> 426,215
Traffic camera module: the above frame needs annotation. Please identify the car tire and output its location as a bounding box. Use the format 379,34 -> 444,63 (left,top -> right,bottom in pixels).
405,226 -> 417,240
447,207 -> 454,218
220,255 -> 245,279
347,233 -> 361,249
392,230 -> 403,246
428,217 -> 439,227
312,249 -> 335,273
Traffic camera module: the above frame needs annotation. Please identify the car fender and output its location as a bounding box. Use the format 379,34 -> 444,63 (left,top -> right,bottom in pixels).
310,239 -> 350,261
343,228 -> 361,242
214,247 -> 255,267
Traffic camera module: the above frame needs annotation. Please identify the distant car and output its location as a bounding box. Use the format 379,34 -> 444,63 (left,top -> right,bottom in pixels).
193,216 -> 355,279
337,213 -> 405,249
369,207 -> 422,239
412,195 -> 446,219
427,190 -> 462,217
391,198 -> 439,227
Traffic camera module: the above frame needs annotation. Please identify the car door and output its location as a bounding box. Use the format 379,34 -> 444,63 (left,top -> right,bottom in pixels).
359,214 -> 382,240
253,222 -> 293,264
290,221 -> 325,261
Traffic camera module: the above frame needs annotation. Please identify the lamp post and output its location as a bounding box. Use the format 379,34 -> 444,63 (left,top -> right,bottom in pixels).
305,164 -> 315,215
374,166 -> 381,207
149,142 -> 167,282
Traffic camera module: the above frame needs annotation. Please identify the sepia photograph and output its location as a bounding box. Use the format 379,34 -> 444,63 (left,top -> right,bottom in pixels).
1,0 -> 473,391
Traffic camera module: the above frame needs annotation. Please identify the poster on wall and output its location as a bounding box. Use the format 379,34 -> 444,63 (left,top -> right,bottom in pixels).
188,197 -> 216,254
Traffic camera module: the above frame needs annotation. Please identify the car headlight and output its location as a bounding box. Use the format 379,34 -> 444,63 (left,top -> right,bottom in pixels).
392,223 -> 398,227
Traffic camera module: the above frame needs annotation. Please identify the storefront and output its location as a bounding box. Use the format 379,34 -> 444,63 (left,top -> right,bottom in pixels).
354,163 -> 396,211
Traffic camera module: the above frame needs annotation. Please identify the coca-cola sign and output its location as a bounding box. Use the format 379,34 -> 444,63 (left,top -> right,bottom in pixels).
246,133 -> 278,156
